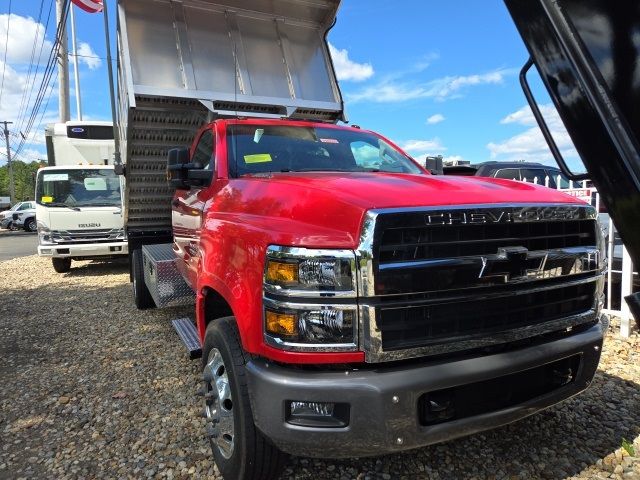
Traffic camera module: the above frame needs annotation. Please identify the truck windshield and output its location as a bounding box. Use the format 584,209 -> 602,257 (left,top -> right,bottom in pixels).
35,169 -> 121,208
227,125 -> 423,177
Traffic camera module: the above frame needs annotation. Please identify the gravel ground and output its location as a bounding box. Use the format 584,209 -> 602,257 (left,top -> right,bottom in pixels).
1,255 -> 639,480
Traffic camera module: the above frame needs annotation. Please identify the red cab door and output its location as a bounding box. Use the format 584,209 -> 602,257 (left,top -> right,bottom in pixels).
172,128 -> 215,289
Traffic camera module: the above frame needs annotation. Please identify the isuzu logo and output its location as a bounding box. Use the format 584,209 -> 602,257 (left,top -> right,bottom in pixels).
79,223 -> 101,228
425,206 -> 580,225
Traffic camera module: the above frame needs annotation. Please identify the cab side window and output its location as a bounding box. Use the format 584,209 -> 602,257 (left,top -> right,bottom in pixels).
192,130 -> 215,170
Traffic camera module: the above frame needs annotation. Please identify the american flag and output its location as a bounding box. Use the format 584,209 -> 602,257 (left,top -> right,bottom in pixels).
70,0 -> 104,14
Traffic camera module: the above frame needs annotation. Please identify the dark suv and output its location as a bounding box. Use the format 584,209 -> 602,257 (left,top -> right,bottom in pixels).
444,161 -> 571,188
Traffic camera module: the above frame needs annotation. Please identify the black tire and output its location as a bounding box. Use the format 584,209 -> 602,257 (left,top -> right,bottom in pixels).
52,258 -> 71,273
24,217 -> 36,232
202,317 -> 287,480
132,249 -> 155,309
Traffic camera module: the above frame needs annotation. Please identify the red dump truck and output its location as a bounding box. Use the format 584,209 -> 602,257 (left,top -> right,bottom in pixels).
117,1 -> 606,478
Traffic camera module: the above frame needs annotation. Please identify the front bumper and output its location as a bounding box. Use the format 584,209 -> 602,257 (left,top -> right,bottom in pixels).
38,241 -> 128,258
247,319 -> 604,458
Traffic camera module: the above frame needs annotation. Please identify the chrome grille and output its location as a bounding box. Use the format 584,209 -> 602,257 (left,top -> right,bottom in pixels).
50,228 -> 125,244
356,204 -> 604,362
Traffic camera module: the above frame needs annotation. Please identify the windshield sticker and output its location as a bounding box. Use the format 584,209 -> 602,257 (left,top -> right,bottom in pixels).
43,173 -> 69,181
41,196 -> 53,203
84,177 -> 107,191
253,129 -> 264,144
244,153 -> 272,164
320,138 -> 339,144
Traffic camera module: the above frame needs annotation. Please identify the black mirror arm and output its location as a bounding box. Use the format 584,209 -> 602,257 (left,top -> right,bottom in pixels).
519,57 -> 589,182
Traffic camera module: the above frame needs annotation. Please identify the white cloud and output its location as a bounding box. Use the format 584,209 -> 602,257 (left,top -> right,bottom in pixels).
347,68 -> 514,103
399,138 -> 447,159
0,13 -> 59,166
426,113 -> 445,125
73,42 -> 102,70
0,14 -> 52,65
328,43 -> 374,82
487,104 -> 579,164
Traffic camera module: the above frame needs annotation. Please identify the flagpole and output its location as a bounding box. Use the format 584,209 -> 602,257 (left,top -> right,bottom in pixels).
70,3 -> 83,120
102,0 -> 121,169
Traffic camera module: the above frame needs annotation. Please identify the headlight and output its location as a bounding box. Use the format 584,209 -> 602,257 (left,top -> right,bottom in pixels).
263,246 -> 358,351
263,299 -> 357,350
264,246 -> 355,296
37,222 -> 55,245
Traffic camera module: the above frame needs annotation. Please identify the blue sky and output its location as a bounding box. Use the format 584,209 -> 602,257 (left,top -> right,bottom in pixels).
0,0 -> 584,171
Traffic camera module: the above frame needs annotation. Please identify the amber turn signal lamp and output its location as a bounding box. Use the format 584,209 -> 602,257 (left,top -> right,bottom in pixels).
266,260 -> 298,284
265,310 -> 297,336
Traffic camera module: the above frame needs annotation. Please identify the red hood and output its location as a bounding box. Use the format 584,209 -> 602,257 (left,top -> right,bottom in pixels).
209,172 -> 585,248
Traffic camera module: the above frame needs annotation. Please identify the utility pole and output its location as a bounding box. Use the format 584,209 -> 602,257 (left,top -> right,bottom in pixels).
56,0 -> 70,123
2,121 -> 16,205
70,3 -> 82,120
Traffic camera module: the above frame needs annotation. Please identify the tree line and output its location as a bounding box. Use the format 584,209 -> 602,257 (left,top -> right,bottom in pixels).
0,161 -> 44,201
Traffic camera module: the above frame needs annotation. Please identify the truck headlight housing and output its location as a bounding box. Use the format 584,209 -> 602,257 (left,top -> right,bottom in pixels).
264,246 -> 355,295
37,222 -> 55,245
263,246 -> 358,351
263,300 -> 357,350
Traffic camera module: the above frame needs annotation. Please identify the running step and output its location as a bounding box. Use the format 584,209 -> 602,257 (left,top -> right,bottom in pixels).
172,317 -> 202,359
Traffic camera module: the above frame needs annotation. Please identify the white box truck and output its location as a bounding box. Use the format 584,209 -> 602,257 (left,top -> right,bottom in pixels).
35,121 -> 127,272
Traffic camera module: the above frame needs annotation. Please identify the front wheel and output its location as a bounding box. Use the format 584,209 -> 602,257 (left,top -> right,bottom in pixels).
202,317 -> 287,480
24,218 -> 36,232
52,258 -> 71,273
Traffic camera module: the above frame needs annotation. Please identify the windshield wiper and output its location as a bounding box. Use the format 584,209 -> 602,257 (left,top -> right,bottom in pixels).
77,202 -> 120,207
47,202 -> 81,211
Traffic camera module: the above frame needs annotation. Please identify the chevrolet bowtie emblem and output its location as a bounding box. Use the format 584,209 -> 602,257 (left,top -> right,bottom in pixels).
478,246 -> 548,283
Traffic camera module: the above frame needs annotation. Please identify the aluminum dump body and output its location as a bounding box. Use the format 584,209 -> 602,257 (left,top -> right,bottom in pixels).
117,0 -> 344,232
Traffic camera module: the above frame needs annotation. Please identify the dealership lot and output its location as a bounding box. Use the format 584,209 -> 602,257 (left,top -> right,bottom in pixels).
0,255 -> 638,479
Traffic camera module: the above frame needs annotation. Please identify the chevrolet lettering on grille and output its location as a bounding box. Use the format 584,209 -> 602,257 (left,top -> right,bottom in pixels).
425,206 -> 581,225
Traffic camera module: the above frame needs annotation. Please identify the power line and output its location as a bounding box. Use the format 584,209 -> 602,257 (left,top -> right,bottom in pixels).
12,0 -> 69,159
14,0 -> 47,132
0,0 -> 13,108
16,0 -> 53,134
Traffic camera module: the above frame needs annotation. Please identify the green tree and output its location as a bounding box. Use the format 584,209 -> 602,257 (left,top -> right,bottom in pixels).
0,161 -> 43,201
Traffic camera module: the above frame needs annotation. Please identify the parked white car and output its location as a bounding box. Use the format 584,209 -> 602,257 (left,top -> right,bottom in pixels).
0,201 -> 35,230
9,201 -> 37,232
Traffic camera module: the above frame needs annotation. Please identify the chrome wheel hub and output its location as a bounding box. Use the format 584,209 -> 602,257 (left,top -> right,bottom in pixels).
203,348 -> 234,459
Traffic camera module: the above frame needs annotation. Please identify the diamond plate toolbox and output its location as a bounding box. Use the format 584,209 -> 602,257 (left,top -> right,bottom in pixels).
142,244 -> 195,308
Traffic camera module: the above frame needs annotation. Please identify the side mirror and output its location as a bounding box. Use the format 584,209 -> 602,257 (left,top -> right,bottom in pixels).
167,148 -> 213,188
